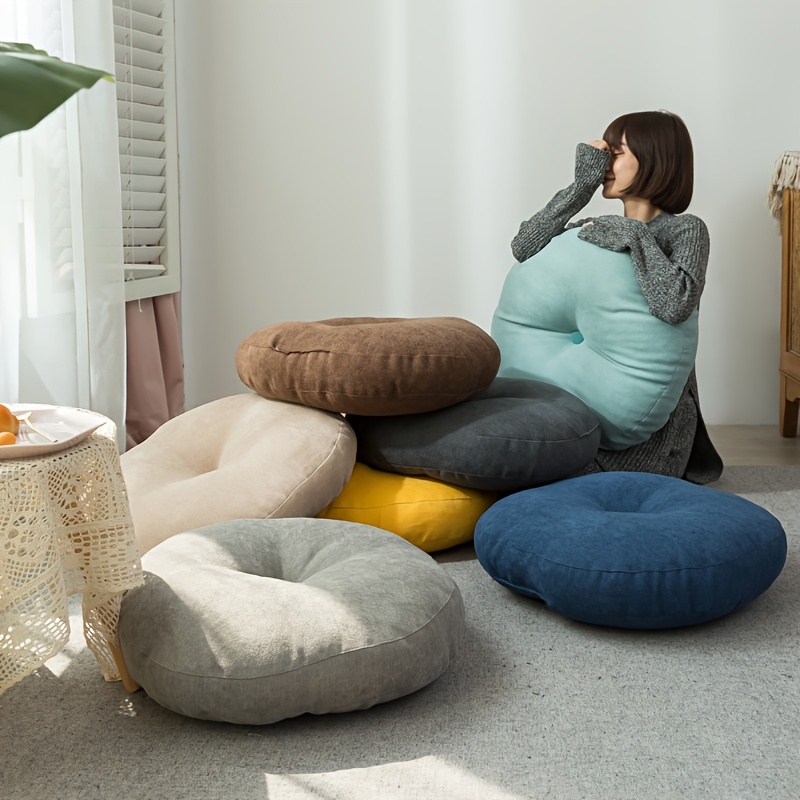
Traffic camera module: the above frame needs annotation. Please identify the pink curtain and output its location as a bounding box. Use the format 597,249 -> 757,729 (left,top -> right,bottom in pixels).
125,293 -> 185,450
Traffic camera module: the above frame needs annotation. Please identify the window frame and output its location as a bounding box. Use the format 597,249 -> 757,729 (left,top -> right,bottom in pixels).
114,0 -> 181,302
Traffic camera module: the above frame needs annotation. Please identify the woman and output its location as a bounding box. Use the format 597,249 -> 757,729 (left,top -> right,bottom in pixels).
511,110 -> 722,484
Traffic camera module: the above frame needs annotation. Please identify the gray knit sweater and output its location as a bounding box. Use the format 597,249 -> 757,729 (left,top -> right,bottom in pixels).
511,143 -> 723,484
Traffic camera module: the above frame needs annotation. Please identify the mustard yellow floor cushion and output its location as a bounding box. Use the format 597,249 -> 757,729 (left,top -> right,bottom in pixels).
317,463 -> 496,552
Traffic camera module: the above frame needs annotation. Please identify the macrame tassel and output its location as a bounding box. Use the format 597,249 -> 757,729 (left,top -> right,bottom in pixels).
768,150 -> 800,229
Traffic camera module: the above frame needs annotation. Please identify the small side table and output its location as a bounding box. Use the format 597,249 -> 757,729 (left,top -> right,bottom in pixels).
0,410 -> 143,694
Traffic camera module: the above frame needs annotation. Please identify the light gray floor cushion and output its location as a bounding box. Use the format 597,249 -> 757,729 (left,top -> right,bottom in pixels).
118,517 -> 465,725
120,393 -> 357,555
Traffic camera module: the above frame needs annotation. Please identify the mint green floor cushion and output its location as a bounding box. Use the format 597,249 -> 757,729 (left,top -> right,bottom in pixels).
491,227 -> 698,450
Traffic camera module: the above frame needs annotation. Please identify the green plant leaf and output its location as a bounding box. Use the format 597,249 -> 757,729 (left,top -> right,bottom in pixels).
0,41 -> 114,139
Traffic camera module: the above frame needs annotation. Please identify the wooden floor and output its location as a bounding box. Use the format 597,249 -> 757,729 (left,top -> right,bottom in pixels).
707,425 -> 800,467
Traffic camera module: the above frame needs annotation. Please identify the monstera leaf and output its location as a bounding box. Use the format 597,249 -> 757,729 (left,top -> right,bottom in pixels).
0,41 -> 114,139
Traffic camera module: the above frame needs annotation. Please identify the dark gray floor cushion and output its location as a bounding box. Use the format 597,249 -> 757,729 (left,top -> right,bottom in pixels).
347,377 -> 602,491
118,518 -> 465,725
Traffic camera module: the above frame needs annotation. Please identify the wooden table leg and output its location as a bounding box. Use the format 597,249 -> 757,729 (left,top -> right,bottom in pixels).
108,640 -> 141,693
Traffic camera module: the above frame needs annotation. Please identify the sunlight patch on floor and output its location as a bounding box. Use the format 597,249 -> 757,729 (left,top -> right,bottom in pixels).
264,756 -> 527,799
42,598 -> 86,677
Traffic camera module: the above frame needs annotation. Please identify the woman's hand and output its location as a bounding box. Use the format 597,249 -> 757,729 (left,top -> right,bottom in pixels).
586,139 -> 609,151
578,215 -> 641,251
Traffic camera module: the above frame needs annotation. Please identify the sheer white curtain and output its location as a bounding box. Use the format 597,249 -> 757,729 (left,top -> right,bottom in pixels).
0,0 -> 126,447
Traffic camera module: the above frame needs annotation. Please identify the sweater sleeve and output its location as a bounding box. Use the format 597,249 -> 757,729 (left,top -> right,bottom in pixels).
577,213 -> 710,324
511,143 -> 610,263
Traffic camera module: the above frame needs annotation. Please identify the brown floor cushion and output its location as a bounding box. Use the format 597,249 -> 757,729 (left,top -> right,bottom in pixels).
235,316 -> 501,415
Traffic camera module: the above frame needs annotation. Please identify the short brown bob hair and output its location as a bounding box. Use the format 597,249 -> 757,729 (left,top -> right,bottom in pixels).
603,110 -> 694,214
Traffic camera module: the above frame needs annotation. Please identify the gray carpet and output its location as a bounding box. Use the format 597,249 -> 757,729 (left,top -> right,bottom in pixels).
1,466 -> 799,800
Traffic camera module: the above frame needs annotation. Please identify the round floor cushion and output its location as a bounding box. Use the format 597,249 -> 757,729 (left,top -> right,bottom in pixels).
235,316 -> 500,415
348,378 -> 601,491
317,462 -> 496,552
120,393 -> 356,554
118,518 -> 465,724
474,472 -> 787,629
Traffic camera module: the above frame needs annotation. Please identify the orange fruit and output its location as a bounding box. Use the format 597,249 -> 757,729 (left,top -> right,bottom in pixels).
0,431 -> 17,445
0,404 -> 20,435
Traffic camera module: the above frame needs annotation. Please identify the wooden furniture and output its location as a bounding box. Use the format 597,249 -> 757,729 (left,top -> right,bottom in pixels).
780,188 -> 800,437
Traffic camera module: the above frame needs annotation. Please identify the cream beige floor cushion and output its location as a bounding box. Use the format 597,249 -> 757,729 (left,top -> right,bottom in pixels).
120,393 -> 357,555
118,518 -> 465,725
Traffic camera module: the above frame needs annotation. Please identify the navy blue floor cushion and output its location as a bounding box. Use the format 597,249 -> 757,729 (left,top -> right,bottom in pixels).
347,377 -> 601,492
474,472 -> 787,629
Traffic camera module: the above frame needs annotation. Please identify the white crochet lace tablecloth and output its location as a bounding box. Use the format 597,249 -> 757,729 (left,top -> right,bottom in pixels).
0,415 -> 143,694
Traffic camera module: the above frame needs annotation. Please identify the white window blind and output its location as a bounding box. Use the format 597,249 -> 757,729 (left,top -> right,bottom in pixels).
114,0 -> 180,300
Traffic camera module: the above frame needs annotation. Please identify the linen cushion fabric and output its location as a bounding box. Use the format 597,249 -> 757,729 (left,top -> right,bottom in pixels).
474,471 -> 788,630
120,393 -> 356,555
118,518 -> 465,725
317,462 -> 497,553
235,316 -> 501,416
491,227 -> 699,450
347,378 -> 601,492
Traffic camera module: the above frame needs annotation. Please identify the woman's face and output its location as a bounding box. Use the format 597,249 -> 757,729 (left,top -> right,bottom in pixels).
602,136 -> 639,200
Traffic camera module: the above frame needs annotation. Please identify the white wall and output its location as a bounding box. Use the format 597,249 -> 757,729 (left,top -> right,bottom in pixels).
174,0 -> 800,424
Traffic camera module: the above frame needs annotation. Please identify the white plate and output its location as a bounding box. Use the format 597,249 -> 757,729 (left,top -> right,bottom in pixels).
0,404 -> 106,459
